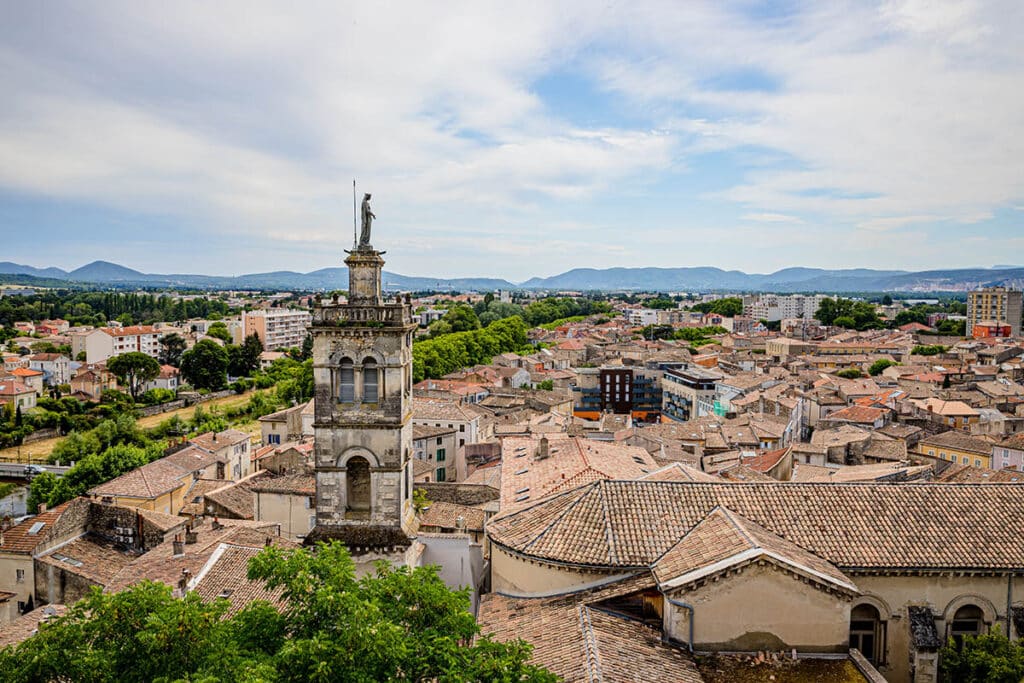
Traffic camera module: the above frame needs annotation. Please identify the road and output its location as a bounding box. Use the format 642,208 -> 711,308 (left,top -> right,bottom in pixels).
0,390 -> 270,464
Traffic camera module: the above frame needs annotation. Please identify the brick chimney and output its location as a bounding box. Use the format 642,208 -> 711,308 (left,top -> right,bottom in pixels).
172,535 -> 184,557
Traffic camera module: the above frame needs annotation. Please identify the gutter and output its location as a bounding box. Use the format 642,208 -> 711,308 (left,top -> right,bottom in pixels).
661,590 -> 695,653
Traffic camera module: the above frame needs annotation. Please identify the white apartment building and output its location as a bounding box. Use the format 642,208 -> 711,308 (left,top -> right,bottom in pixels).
73,326 -> 164,364
243,309 -> 312,350
743,294 -> 827,322
625,309 -> 660,326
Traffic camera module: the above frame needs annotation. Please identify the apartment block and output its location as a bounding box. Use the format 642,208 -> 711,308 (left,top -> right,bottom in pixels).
743,293 -> 828,322
242,309 -> 312,350
73,326 -> 163,364
966,287 -> 1022,338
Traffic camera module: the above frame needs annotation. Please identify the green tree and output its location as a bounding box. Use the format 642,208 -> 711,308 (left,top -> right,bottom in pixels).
0,543 -> 556,682
206,321 -> 232,342
833,315 -> 857,329
836,367 -> 863,379
158,332 -> 187,367
107,352 -> 161,400
180,339 -> 229,391
881,294 -> 893,306
940,628 -> 1024,683
868,359 -> 897,376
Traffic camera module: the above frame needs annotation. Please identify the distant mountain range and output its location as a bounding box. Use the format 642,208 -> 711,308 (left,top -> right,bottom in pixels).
1,260 -> 1023,293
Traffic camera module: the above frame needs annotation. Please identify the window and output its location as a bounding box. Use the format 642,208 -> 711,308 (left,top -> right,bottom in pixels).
850,603 -> 885,665
460,425 -> 465,432
435,467 -> 447,482
950,605 -> 984,650
15,569 -> 24,583
975,459 -> 982,467
436,437 -> 443,445
363,358 -> 378,403
339,358 -> 355,402
436,448 -> 446,462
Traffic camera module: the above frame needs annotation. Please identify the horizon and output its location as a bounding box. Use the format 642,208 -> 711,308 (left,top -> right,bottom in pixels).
2,257 -> 1022,285
2,2 -> 1023,279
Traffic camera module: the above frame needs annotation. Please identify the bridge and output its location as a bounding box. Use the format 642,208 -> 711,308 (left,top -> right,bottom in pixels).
0,463 -> 72,480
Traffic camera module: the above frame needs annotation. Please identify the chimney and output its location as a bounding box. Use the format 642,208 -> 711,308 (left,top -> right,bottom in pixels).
37,502 -> 47,514
211,516 -> 223,531
178,568 -> 192,594
172,535 -> 184,557
536,436 -> 550,460
455,515 -> 466,531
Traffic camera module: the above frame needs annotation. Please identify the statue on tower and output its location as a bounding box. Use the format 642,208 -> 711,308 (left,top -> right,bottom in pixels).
359,193 -> 375,249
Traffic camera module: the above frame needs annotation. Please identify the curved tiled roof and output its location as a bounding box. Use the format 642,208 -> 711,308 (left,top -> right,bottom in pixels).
488,480 -> 1024,571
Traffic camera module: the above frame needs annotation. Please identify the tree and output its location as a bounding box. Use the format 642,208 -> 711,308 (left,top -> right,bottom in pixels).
239,333 -> 264,375
881,294 -> 893,306
940,628 -> 1024,683
836,368 -> 863,379
868,359 -> 897,376
0,543 -> 556,682
180,339 -> 229,391
158,333 -> 187,367
107,352 -> 161,400
206,321 -> 232,342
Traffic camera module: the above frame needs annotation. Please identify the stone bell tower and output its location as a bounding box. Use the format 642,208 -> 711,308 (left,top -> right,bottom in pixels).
306,236 -> 418,561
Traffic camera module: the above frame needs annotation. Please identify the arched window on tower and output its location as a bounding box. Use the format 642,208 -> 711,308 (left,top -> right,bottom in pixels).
339,358 -> 355,403
363,358 -> 379,403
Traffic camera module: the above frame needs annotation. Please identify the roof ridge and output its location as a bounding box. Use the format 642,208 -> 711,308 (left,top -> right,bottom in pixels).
597,480 -> 617,566
714,506 -> 760,550
577,605 -> 604,683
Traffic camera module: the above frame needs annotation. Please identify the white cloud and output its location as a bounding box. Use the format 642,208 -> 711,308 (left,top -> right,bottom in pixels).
0,1 -> 1021,277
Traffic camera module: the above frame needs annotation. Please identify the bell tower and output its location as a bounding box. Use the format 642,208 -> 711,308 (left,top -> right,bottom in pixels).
307,238 -> 417,559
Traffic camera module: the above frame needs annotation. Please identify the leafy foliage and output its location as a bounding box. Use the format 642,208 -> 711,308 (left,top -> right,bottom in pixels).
940,628 -> 1024,683
107,351 -> 161,400
181,339 -> 229,390
835,368 -> 863,379
868,359 -> 897,376
0,543 -> 556,682
912,344 -> 948,356
815,297 -> 883,330
413,317 -> 528,383
690,297 -> 743,317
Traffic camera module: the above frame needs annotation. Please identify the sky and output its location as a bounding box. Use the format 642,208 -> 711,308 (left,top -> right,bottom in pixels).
1,0 -> 1022,283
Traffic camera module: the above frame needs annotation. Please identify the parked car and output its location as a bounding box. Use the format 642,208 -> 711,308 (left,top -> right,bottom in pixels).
23,464 -> 46,477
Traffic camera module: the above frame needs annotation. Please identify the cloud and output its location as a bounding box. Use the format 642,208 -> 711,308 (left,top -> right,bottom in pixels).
741,213 -> 803,223
0,1 -> 1022,277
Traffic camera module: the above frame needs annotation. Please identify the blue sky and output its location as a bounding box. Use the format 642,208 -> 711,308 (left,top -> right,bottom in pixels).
1,1 -> 1022,282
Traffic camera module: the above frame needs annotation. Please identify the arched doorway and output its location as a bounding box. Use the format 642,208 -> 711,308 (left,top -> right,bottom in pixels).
950,605 -> 984,649
346,456 -> 371,518
850,603 -> 886,665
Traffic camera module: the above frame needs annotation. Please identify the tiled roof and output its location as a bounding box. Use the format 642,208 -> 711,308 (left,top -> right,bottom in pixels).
0,501 -> 76,554
500,435 -> 657,508
640,462 -> 720,483
89,459 -> 191,499
249,473 -> 315,496
919,430 -> 993,455
164,444 -> 224,471
651,507 -> 855,593
934,464 -> 1024,483
190,543 -> 289,615
37,536 -> 136,586
488,480 -> 1024,571
105,520 -> 292,593
478,591 -> 704,683
825,405 -> 888,423
204,475 -> 270,519
0,605 -> 67,648
419,501 -> 486,532
189,429 -> 250,451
